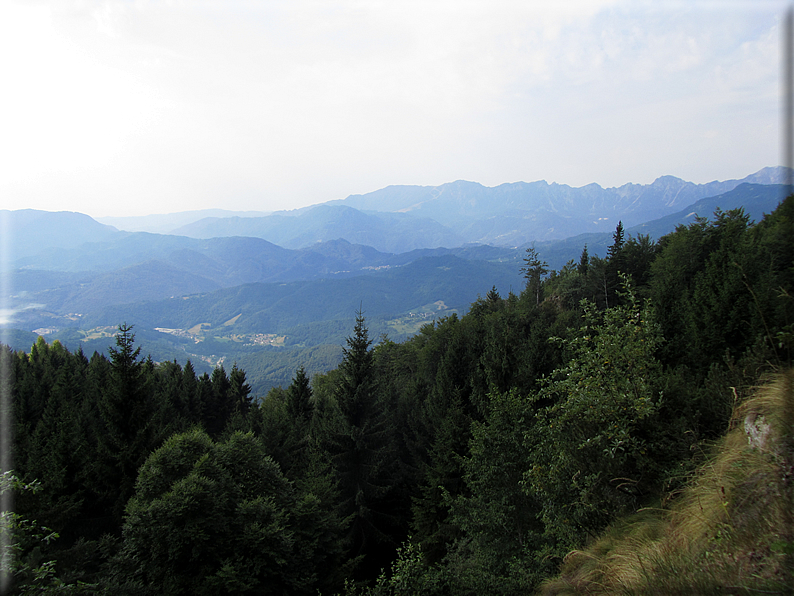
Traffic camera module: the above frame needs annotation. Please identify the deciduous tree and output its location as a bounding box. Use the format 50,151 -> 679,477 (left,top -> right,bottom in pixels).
525,279 -> 665,549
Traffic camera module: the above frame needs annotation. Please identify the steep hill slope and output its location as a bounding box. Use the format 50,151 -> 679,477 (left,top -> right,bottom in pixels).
540,370 -> 794,595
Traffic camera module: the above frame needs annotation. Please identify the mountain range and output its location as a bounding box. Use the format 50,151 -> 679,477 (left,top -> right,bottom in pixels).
3,167 -> 791,393
96,166 -> 789,252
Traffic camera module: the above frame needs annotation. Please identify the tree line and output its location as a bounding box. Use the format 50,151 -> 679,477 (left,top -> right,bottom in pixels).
3,196 -> 793,594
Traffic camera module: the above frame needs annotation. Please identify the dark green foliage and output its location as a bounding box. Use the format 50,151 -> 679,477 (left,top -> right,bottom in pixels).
13,341 -> 87,532
650,200 -> 794,380
286,366 -> 312,422
606,220 -> 624,259
603,221 -> 626,307
118,429 -> 341,595
0,472 -> 95,594
547,222 -> 654,313
578,245 -> 589,275
410,384 -> 470,563
526,280 -> 666,548
280,366 -> 316,478
408,314 -> 481,563
442,389 -> 555,592
688,209 -> 755,368
324,312 -> 401,578
485,285 -> 500,303
520,247 -> 549,306
228,363 -> 252,411
453,389 -> 541,553
7,328 -> 285,588
96,324 -> 166,525
620,233 -> 659,295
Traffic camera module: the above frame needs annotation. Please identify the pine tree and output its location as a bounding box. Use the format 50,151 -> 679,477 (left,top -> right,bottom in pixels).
96,323 -> 158,525
280,366 -> 315,477
204,365 -> 232,437
327,311 -> 397,578
604,221 -> 626,307
520,247 -> 549,306
410,317 -> 481,563
607,221 -> 625,260
25,350 -> 87,535
228,363 -> 252,414
578,244 -> 589,275
286,366 -> 313,428
181,360 -> 201,423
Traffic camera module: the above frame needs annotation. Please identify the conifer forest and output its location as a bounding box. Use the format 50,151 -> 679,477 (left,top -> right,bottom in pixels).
3,197 -> 794,594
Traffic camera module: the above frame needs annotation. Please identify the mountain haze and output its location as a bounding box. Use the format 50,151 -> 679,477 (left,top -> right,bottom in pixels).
171,205 -> 464,253
96,208 -> 271,234
1,209 -> 117,260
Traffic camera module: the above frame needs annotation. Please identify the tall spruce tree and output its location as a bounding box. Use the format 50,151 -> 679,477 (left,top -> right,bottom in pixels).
520,247 -> 549,306
281,366 -> 315,477
607,221 -> 625,259
578,244 -> 589,275
410,315 -> 480,563
228,363 -> 252,414
604,221 -> 626,307
97,323 -> 159,525
328,311 -> 397,578
286,366 -> 313,424
205,365 -> 232,437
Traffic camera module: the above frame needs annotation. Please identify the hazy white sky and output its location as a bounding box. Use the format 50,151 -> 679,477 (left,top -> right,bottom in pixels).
0,0 -> 786,218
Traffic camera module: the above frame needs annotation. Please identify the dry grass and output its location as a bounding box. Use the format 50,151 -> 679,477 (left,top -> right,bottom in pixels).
539,370 -> 794,595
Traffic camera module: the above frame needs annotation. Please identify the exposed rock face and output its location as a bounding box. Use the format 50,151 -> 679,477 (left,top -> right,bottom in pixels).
745,412 -> 771,450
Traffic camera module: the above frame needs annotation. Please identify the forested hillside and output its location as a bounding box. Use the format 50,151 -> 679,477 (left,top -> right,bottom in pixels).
3,197 -> 793,594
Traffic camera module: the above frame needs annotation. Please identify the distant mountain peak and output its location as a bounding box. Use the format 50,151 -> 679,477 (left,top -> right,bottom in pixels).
650,175 -> 686,185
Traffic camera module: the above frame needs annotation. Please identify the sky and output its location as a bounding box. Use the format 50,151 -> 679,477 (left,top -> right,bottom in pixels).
0,0 -> 787,218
